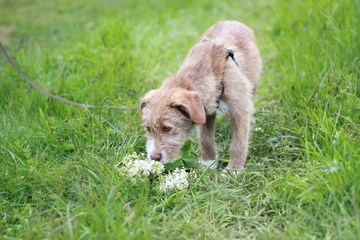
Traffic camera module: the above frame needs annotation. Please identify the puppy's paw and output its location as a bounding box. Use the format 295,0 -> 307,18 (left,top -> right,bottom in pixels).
220,168 -> 243,177
220,166 -> 244,178
198,159 -> 218,170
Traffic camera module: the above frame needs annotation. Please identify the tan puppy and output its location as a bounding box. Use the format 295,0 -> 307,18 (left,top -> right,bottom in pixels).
141,20 -> 261,170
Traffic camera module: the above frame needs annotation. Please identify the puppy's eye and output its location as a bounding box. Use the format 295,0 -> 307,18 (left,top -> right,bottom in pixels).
162,126 -> 171,132
146,127 -> 151,132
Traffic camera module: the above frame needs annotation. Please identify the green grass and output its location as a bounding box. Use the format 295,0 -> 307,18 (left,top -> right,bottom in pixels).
1,0 -> 359,239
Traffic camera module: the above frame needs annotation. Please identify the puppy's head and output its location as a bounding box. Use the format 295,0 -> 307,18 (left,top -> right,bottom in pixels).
140,86 -> 206,163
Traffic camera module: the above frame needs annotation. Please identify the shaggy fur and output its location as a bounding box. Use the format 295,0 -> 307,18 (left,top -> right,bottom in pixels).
141,20 -> 261,170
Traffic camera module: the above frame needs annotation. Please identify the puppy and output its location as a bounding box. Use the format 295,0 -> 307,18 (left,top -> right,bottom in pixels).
140,20 -> 261,170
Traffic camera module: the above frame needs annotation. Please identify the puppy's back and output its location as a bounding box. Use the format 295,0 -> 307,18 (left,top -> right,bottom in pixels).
201,20 -> 262,94
201,21 -> 255,45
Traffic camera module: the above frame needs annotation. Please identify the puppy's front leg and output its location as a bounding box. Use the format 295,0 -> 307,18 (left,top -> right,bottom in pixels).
198,113 -> 218,168
227,110 -> 252,171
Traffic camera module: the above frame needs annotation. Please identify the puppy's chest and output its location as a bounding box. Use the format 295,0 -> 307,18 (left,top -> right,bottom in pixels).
200,93 -> 228,117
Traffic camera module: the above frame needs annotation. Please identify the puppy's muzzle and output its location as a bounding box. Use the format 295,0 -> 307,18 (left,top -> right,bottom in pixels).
150,152 -> 162,161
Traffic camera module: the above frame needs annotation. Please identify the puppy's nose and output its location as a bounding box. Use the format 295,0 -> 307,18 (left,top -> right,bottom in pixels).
150,153 -> 162,161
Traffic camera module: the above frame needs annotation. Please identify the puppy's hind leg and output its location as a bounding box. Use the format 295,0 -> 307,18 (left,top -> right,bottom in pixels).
198,113 -> 218,169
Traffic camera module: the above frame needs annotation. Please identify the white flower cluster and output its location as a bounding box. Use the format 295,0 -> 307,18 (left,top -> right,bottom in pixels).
117,152 -> 165,179
158,168 -> 189,192
116,152 -> 193,192
124,159 -> 165,177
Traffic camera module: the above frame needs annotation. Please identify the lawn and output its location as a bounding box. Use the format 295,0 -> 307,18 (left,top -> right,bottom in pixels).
0,0 -> 359,239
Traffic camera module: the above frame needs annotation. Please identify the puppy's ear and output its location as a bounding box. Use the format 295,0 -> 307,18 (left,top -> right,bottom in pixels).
171,90 -> 206,124
140,90 -> 157,113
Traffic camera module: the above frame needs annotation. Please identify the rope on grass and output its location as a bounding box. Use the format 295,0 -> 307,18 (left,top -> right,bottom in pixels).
0,41 -> 137,110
